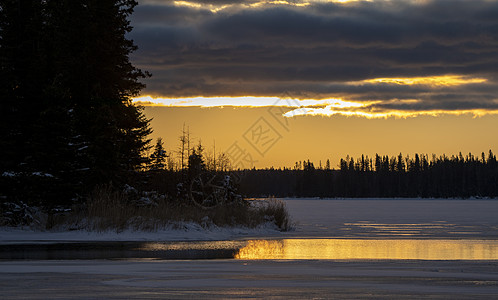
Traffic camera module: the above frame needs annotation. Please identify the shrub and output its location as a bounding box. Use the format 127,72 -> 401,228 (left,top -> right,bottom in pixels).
12,184 -> 293,232
253,198 -> 292,231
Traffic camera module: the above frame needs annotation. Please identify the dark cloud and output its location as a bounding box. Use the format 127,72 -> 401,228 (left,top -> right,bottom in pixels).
130,0 -> 498,113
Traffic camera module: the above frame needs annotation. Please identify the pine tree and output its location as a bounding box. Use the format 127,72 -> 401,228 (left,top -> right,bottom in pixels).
150,138 -> 167,170
188,142 -> 206,179
0,0 -> 151,208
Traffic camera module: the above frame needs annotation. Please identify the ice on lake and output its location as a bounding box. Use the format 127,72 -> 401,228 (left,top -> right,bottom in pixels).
283,198 -> 498,239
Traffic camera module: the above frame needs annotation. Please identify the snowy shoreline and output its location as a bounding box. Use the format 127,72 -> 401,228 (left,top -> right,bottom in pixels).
0,222 -> 284,245
2,198 -> 498,244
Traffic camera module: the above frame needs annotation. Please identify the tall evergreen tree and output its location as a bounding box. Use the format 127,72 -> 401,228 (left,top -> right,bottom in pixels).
1,0 -> 151,208
150,138 -> 167,170
188,143 -> 206,180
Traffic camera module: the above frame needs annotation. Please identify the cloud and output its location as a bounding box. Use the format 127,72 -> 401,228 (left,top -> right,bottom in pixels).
130,0 -> 498,116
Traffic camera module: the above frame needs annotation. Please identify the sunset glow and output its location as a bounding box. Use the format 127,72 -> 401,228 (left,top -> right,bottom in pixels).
170,0 -> 363,12
249,1 -> 311,8
133,95 -> 498,119
283,107 -> 498,119
358,75 -> 488,87
133,96 -> 365,109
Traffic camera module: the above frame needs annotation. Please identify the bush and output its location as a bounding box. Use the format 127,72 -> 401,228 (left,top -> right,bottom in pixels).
45,185 -> 292,232
252,198 -> 292,231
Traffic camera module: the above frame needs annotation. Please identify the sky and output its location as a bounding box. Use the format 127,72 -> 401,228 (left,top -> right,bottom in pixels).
129,0 -> 498,169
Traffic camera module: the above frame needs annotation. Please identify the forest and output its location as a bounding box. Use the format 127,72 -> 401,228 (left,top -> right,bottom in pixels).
235,151 -> 498,198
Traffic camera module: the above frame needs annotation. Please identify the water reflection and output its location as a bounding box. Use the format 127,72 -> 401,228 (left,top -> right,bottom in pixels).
235,239 -> 498,260
0,241 -> 244,260
2,239 -> 498,261
137,241 -> 245,251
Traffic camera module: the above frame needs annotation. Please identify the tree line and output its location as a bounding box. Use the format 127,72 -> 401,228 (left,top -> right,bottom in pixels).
142,142 -> 498,199
235,151 -> 498,198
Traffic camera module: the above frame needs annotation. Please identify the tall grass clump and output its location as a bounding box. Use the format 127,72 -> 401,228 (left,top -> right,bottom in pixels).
47,184 -> 292,232
86,184 -> 136,231
253,198 -> 292,231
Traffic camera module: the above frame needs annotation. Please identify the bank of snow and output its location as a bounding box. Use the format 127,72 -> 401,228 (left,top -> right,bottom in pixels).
0,222 -> 283,245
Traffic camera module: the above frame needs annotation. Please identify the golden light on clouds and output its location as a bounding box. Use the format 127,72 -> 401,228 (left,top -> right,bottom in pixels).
173,1 -> 201,9
134,94 -> 498,119
172,0 -> 366,12
173,1 -> 229,12
357,75 -> 488,86
283,107 -> 498,119
133,72 -> 493,119
133,95 -> 353,108
249,1 -> 311,8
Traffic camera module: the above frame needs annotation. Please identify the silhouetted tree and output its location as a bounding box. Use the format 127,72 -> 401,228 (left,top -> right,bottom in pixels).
0,0 -> 151,208
188,143 -> 206,180
150,138 -> 167,170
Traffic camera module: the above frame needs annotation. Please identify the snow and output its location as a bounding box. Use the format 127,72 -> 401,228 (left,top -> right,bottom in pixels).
0,222 -> 282,245
31,172 -> 54,177
2,171 -> 17,177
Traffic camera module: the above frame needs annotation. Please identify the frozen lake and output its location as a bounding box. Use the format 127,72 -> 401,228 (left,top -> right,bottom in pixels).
283,198 -> 498,239
1,198 -> 498,298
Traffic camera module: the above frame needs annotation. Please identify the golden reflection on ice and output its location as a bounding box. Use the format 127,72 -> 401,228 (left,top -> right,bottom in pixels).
235,239 -> 498,260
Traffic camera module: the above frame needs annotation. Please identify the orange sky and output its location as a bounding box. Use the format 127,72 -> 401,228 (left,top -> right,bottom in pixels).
143,106 -> 498,169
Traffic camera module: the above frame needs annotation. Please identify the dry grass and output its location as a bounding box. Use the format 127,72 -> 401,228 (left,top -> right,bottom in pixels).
253,198 -> 292,231
51,184 -> 292,232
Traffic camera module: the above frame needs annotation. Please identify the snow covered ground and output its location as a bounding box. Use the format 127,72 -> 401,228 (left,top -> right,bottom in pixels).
0,222 -> 283,245
1,198 -> 498,299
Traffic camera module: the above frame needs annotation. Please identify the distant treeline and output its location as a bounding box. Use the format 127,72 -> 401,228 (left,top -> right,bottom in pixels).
234,151 -> 498,198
